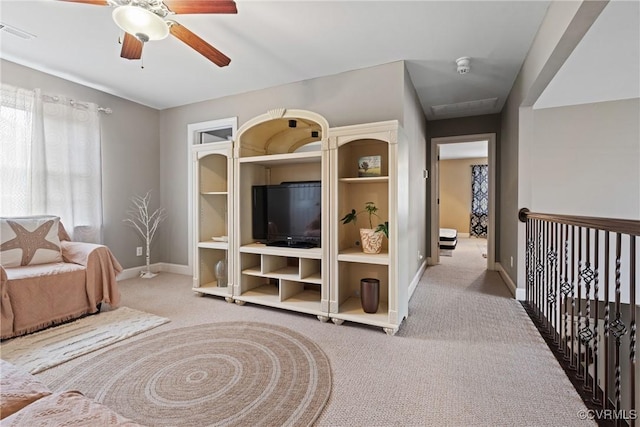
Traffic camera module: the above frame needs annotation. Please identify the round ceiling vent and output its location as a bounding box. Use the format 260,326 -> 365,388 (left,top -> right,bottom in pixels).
456,57 -> 470,75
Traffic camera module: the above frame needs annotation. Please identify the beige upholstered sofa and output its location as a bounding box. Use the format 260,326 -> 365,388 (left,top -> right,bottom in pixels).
0,359 -> 143,426
0,216 -> 122,340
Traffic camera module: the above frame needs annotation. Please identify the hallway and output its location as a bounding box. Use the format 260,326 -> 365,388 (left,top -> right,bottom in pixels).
397,236 -> 595,425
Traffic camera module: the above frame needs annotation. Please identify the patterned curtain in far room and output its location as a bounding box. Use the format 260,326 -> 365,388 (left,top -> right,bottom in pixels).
470,164 -> 488,238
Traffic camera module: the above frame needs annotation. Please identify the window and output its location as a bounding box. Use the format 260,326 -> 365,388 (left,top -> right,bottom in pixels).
0,84 -> 103,243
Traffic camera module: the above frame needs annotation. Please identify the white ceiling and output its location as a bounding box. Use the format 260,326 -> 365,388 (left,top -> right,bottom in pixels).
535,0 -> 640,109
0,0 -> 551,118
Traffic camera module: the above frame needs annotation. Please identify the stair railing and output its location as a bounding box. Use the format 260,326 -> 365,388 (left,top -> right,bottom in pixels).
519,208 -> 638,427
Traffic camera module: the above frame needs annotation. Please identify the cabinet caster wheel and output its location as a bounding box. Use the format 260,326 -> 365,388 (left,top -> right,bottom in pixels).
317,315 -> 329,323
383,327 -> 398,336
331,318 -> 344,326
235,300 -> 246,306
225,297 -> 234,303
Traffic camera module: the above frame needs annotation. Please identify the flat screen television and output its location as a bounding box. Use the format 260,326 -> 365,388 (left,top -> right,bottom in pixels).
252,181 -> 321,248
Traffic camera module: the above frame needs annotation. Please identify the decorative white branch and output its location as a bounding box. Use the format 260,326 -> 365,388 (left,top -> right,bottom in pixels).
123,190 -> 167,278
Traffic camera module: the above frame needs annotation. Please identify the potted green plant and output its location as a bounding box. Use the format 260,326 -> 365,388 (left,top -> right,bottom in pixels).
341,201 -> 388,254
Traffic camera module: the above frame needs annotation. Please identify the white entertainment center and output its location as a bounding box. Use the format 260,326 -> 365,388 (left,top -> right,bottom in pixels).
191,109 -> 410,335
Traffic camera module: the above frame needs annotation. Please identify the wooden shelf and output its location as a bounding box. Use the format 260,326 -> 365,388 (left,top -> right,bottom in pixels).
193,282 -> 232,297
242,266 -> 299,280
332,297 -> 392,328
198,241 -> 229,250
301,273 -> 322,284
238,151 -> 321,166
240,243 -> 322,259
337,247 -> 389,265
280,289 -> 324,316
242,268 -> 322,284
339,176 -> 389,184
236,284 -> 323,316
239,283 -> 279,301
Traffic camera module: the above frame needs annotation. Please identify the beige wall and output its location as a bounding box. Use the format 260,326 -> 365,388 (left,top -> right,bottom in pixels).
439,157 -> 488,233
0,59 -> 161,269
532,98 -> 639,218
402,65 -> 428,284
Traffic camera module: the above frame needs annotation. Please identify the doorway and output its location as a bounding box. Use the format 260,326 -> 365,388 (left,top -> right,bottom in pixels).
430,133 -> 496,270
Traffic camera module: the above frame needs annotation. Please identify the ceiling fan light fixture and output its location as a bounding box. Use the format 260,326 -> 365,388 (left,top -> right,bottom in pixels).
112,5 -> 169,41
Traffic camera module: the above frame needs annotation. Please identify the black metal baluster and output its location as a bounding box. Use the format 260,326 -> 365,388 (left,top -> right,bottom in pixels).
571,225 -> 577,370
604,231 -> 610,410
580,229 -> 594,391
553,223 -> 561,347
537,219 -> 543,321
526,218 -> 531,304
562,224 -> 571,361
544,220 -> 550,332
548,221 -> 558,340
612,233 -> 625,427
529,218 -> 535,310
535,218 -> 540,316
592,229 -> 601,405
577,227 -> 584,380
629,235 -> 636,427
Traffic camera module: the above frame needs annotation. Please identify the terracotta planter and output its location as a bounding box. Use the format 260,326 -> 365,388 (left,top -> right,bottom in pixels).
360,278 -> 380,313
359,228 -> 383,254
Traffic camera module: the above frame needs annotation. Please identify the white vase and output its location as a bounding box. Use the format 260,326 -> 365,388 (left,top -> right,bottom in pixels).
359,228 -> 383,254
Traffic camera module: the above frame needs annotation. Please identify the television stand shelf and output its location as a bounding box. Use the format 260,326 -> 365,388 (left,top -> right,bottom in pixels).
235,243 -> 328,320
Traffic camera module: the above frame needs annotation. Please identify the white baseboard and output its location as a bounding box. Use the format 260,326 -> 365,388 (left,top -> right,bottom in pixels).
118,263 -> 191,280
160,263 -> 191,276
495,262 -> 525,300
408,259 -> 428,299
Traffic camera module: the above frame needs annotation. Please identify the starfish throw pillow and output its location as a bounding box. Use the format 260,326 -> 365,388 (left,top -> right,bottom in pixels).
0,216 -> 63,267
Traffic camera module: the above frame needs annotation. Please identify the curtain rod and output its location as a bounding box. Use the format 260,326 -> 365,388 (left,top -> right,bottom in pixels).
42,94 -> 112,114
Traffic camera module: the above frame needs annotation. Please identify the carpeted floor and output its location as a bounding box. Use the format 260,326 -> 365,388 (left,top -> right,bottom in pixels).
35,237 -> 594,426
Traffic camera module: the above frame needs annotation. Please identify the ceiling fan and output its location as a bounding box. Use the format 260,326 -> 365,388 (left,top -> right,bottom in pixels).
58,0 -> 237,67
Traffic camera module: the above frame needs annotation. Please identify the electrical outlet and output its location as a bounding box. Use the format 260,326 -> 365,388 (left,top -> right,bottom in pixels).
136,247 -> 143,256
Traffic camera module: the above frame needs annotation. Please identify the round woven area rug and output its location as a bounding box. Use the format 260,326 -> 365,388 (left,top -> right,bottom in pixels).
49,322 -> 332,426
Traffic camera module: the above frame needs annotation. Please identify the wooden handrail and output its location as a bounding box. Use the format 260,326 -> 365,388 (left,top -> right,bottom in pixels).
518,208 -> 640,236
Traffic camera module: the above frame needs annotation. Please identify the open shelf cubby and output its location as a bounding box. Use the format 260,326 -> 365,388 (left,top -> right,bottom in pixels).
236,246 -> 324,316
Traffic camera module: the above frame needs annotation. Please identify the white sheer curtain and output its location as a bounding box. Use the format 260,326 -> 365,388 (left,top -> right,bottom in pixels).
0,83 -> 103,243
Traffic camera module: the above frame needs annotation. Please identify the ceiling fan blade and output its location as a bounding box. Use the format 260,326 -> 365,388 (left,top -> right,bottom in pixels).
169,23 -> 230,67
120,32 -> 143,60
56,0 -> 109,5
163,0 -> 237,14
